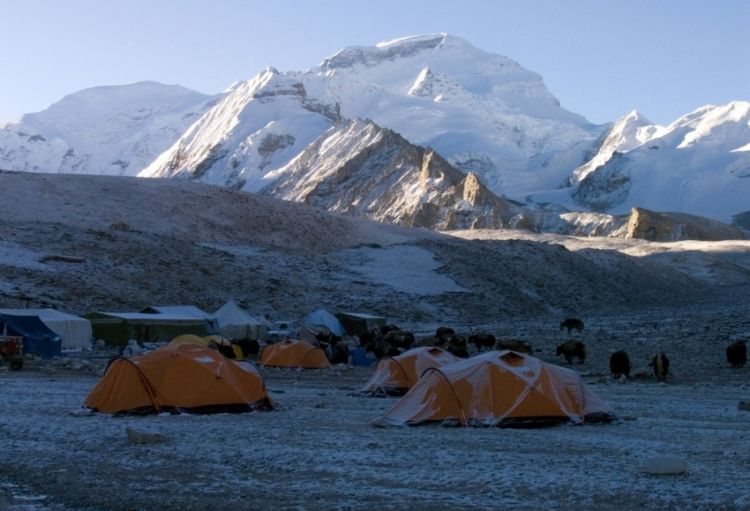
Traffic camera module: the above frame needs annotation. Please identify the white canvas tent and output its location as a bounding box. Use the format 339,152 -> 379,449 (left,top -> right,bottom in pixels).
213,300 -> 270,340
141,305 -> 219,332
0,308 -> 92,351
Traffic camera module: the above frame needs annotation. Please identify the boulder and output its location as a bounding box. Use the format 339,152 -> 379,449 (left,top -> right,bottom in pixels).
641,455 -> 688,475
126,427 -> 169,445
623,207 -> 747,241
738,401 -> 750,411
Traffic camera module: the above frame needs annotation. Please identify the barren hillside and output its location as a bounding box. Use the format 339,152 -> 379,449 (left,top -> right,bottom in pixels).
1,171 -> 747,322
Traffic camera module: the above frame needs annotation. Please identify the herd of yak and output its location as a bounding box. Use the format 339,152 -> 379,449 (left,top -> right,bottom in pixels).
216,318 -> 748,381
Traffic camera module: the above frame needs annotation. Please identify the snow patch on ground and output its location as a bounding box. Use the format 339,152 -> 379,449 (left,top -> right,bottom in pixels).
346,245 -> 466,295
0,242 -> 51,271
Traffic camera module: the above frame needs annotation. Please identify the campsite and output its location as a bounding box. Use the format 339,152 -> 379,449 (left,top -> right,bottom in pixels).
1,300 -> 749,510
0,174 -> 749,509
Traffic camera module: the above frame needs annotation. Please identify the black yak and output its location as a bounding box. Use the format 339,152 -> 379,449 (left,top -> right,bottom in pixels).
556,340 -> 586,364
233,339 -> 260,358
726,340 -> 747,368
609,350 -> 630,379
468,332 -> 496,352
650,352 -> 670,382
560,318 -> 584,334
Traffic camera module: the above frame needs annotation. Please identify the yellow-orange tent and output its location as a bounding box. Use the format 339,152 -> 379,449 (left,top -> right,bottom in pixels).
170,334 -> 243,359
378,350 -> 613,427
84,344 -> 272,414
259,339 -> 331,369
361,346 -> 460,396
169,334 -> 207,346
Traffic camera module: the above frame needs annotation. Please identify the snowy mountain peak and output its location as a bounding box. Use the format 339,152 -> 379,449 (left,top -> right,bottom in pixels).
0,81 -> 218,176
569,100 -> 750,223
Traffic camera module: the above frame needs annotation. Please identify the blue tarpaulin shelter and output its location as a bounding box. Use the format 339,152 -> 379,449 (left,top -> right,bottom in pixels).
300,309 -> 346,342
0,313 -> 62,358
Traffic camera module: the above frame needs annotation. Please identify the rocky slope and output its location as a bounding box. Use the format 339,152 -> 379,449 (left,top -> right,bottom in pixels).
4,171 -> 746,322
267,119 -> 520,229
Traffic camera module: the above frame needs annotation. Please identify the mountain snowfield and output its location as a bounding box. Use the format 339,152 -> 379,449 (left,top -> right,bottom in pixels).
1,33 -> 748,233
142,34 -> 601,198
0,81 -> 219,176
563,101 -> 750,224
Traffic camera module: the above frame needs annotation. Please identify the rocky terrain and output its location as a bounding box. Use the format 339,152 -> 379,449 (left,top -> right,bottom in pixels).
2,171 -> 749,322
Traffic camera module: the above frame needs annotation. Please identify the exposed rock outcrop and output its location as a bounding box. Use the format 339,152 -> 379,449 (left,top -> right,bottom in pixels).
623,207 -> 747,241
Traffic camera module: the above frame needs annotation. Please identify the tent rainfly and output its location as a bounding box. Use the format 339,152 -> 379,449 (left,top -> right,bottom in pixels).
85,344 -> 273,414
212,300 -> 269,340
361,346 -> 461,396
299,309 -> 346,343
377,350 -> 614,427
259,339 -> 331,369
0,308 -> 92,351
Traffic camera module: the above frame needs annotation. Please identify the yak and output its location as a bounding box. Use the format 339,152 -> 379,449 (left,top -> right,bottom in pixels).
560,318 -> 584,334
650,352 -> 670,382
468,332 -> 496,352
726,340 -> 747,368
609,350 -> 631,379
556,340 -> 586,364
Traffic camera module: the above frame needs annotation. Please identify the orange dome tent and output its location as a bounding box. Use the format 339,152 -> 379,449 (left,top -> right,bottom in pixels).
361,346 -> 461,396
259,339 -> 331,369
170,333 -> 243,359
85,344 -> 272,414
378,350 -> 614,427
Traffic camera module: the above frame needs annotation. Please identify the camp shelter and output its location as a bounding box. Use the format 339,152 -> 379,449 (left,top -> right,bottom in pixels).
86,311 -> 216,347
0,313 -> 62,358
0,308 -> 91,351
141,305 -> 219,332
336,312 -> 387,337
299,309 -> 346,342
259,339 -> 331,369
361,346 -> 460,396
213,300 -> 269,340
378,350 -> 614,427
84,344 -> 272,414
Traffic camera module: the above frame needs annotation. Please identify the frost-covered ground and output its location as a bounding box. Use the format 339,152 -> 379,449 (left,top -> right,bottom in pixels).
1,172 -> 750,509
1,308 -> 749,511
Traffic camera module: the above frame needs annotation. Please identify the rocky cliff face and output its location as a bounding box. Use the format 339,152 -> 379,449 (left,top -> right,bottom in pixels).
267,119 -> 519,230
622,207 -> 748,241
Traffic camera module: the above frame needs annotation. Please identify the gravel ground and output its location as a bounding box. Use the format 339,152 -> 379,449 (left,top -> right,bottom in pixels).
1,309 -> 749,511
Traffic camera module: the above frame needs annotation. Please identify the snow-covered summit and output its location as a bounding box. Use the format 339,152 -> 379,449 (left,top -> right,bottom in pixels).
570,101 -> 750,223
144,34 -> 603,201
0,81 -> 219,175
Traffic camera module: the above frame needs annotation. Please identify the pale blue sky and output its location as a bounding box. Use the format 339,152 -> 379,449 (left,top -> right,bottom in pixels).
1,0 -> 747,125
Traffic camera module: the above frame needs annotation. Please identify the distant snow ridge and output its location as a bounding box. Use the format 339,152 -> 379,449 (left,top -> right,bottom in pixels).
3,33 -> 748,231
0,81 -> 219,176
141,68 -> 336,190
569,101 -> 750,223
